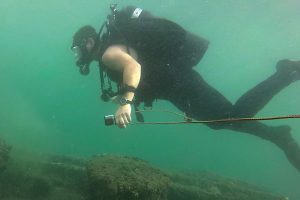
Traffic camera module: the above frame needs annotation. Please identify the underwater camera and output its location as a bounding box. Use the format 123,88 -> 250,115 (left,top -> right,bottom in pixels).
104,115 -> 116,126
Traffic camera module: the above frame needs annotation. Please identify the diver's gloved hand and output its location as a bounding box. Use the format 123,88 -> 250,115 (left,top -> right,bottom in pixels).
115,104 -> 132,128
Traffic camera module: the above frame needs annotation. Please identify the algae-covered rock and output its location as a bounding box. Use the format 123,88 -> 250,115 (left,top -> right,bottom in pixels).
0,138 -> 11,174
86,154 -> 285,200
87,154 -> 171,200
167,171 -> 285,200
0,152 -> 89,200
0,148 -> 287,200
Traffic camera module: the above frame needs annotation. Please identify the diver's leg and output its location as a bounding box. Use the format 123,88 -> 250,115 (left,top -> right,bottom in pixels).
232,59 -> 300,117
217,59 -> 300,170
164,68 -> 300,171
162,68 -> 233,123
229,121 -> 300,171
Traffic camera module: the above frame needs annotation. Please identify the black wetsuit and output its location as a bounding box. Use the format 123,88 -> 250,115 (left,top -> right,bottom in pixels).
101,6 -> 300,171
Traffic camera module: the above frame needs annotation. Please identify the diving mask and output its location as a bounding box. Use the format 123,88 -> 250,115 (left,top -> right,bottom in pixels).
71,46 -> 82,60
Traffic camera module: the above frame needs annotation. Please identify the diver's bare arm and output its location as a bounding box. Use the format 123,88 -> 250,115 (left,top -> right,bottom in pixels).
102,45 -> 141,101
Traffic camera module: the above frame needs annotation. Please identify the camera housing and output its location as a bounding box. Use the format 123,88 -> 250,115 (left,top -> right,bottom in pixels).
104,115 -> 116,126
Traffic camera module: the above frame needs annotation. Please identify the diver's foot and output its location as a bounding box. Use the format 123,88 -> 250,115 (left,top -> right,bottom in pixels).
276,59 -> 300,82
271,125 -> 300,172
283,140 -> 300,172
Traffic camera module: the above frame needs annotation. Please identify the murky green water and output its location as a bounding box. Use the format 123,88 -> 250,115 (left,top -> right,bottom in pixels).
1,0 -> 300,199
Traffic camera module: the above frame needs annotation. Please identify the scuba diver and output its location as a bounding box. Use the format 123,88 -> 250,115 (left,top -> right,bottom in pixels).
71,5 -> 300,171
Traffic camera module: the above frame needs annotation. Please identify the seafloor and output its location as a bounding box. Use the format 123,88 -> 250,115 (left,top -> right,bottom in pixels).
0,138 -> 286,200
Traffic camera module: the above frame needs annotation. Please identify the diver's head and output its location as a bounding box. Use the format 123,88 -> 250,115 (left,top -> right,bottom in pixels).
71,25 -> 98,75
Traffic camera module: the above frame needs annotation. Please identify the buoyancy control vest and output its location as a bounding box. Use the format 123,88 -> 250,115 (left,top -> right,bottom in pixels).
100,6 -> 209,104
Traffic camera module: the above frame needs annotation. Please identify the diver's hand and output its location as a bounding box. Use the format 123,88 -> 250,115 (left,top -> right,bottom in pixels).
115,104 -> 132,128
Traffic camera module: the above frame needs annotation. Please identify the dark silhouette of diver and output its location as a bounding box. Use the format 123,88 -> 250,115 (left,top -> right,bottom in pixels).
71,5 -> 300,171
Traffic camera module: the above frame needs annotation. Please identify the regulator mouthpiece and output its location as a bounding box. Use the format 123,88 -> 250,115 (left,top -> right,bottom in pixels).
79,64 -> 90,75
